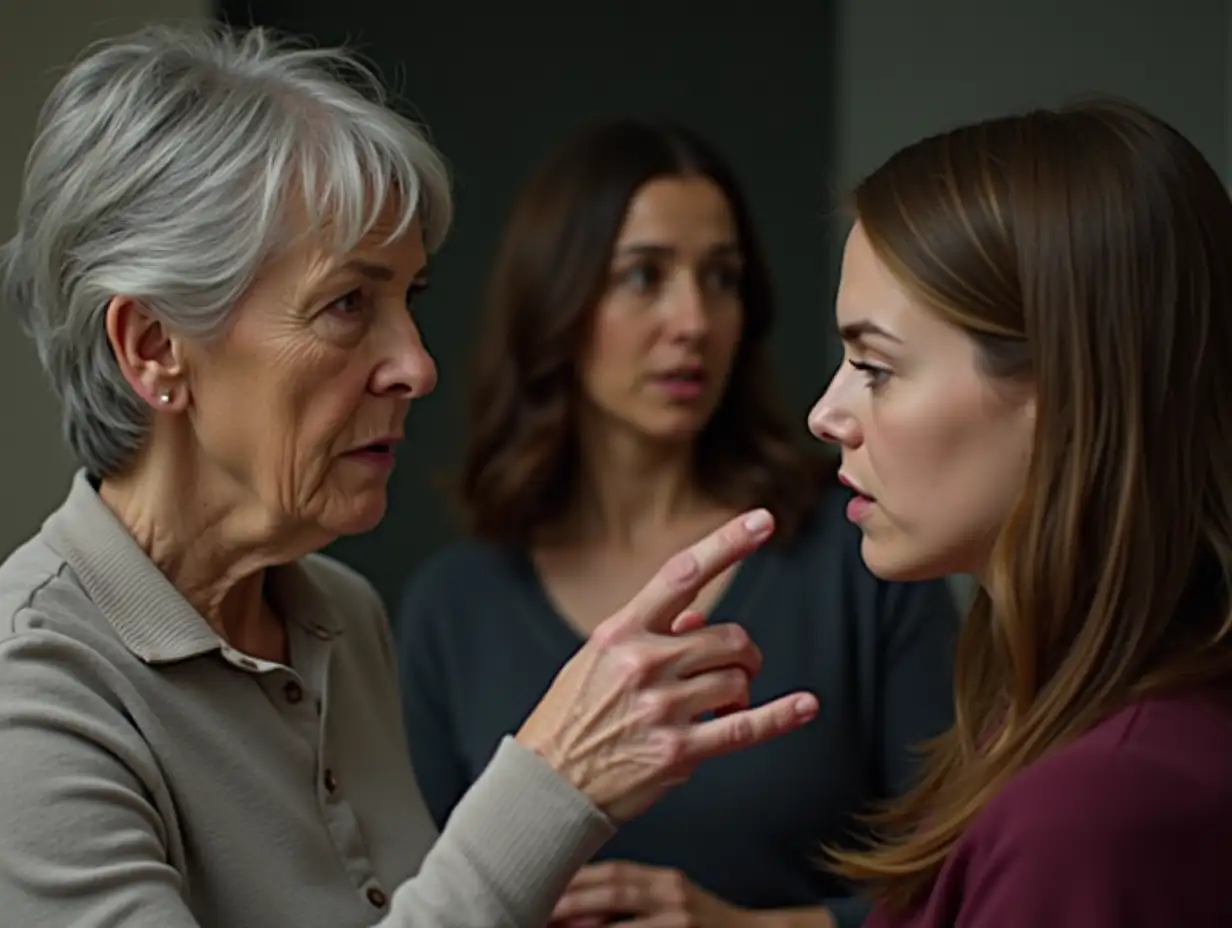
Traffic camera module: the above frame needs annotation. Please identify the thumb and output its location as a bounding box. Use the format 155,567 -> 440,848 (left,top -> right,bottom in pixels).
670,608 -> 708,634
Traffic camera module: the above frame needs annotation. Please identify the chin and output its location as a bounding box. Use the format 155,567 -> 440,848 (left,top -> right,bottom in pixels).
642,413 -> 711,442
859,535 -> 950,583
325,490 -> 389,537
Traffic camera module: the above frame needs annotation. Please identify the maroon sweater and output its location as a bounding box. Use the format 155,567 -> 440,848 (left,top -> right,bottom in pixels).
864,685 -> 1232,928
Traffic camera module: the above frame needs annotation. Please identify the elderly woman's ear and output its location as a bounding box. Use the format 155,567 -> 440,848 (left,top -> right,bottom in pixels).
104,294 -> 186,410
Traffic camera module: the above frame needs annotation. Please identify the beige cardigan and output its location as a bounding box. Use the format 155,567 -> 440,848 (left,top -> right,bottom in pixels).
0,470 -> 613,926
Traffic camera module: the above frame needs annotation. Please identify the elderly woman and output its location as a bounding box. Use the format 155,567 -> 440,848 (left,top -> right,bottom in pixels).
0,23 -> 818,928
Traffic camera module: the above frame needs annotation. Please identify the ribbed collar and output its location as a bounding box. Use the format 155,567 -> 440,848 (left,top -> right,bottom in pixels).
41,470 -> 344,664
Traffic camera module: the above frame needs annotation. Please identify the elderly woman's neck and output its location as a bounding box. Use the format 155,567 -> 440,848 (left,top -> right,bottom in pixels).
98,463 -> 293,661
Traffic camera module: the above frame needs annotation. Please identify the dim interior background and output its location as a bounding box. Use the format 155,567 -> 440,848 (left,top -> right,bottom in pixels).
1,0 -> 1228,610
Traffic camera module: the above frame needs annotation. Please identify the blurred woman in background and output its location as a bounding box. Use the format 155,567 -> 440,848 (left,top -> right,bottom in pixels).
394,119 -> 960,928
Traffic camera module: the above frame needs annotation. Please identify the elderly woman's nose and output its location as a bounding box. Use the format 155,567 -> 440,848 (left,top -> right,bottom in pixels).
373,315 -> 437,398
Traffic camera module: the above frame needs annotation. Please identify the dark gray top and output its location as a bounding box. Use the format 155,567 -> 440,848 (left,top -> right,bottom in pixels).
394,486 -> 960,928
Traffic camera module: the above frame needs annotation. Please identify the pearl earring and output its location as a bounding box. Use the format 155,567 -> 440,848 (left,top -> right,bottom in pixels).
157,389 -> 172,405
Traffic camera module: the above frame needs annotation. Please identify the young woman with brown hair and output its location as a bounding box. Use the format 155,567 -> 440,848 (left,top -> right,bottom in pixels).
811,99 -> 1232,927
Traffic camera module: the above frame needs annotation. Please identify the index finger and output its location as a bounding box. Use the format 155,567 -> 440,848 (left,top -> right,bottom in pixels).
613,509 -> 774,634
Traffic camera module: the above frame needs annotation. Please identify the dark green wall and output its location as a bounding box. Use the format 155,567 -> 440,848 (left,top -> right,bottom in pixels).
217,3 -> 843,608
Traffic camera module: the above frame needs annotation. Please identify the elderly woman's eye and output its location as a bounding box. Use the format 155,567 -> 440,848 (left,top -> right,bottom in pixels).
406,280 -> 429,308
326,289 -> 365,317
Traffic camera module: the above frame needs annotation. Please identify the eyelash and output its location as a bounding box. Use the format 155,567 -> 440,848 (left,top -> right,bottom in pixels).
848,359 -> 891,390
325,282 -> 429,318
326,290 -> 365,316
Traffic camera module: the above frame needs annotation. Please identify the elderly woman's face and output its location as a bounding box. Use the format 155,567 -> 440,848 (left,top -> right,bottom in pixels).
180,205 -> 435,539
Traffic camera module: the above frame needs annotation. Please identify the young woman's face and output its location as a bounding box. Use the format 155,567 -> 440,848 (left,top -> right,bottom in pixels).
809,222 -> 1035,581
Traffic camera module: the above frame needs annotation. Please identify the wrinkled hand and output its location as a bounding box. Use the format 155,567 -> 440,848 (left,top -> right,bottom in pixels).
551,861 -> 745,928
515,509 -> 819,823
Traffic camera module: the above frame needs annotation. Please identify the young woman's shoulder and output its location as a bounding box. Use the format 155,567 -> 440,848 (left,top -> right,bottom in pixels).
942,689 -> 1232,926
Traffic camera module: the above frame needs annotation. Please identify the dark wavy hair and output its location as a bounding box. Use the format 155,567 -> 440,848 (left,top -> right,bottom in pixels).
458,118 -> 828,546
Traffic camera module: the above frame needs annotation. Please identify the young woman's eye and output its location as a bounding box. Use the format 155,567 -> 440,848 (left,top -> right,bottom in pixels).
848,359 -> 891,390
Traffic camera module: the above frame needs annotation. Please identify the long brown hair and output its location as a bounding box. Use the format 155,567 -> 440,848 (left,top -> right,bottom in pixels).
829,100 -> 1232,911
459,118 -> 825,546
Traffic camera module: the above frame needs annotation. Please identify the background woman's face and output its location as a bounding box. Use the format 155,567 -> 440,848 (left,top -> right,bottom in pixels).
577,176 -> 745,447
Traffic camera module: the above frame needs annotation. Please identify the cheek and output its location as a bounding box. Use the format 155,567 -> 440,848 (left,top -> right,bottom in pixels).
868,385 -> 1030,537
190,333 -> 361,479
867,400 -> 969,494
711,304 -> 744,364
272,341 -> 372,464
580,305 -> 650,395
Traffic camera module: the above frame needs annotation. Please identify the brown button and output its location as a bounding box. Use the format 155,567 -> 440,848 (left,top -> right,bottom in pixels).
323,769 -> 338,794
283,681 -> 303,704
366,886 -> 387,908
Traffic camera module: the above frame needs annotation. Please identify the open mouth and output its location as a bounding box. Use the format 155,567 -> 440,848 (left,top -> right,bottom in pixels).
654,368 -> 707,397
660,368 -> 704,383
839,474 -> 876,503
345,440 -> 398,466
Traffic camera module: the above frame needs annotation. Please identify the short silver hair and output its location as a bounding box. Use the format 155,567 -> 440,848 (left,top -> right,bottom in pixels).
0,23 -> 452,477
